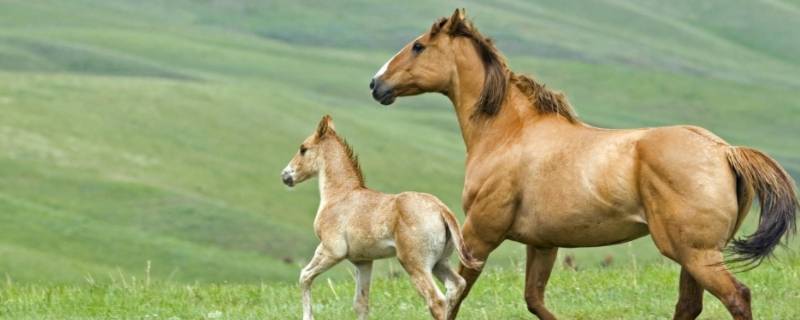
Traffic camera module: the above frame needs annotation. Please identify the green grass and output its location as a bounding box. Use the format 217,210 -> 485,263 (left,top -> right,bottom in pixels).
0,0 -> 797,287
2,256 -> 799,319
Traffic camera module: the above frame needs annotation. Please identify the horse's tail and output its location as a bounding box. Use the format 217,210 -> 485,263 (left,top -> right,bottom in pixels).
726,146 -> 798,267
436,202 -> 483,270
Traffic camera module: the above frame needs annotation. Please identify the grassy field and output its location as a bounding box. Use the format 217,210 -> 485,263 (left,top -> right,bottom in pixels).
0,0 -> 798,301
1,256 -> 799,319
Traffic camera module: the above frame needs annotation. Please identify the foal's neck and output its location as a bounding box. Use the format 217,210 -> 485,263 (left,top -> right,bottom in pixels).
317,138 -> 363,202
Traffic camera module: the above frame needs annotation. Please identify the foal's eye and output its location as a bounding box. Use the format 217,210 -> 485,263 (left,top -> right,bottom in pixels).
299,145 -> 308,156
411,42 -> 425,54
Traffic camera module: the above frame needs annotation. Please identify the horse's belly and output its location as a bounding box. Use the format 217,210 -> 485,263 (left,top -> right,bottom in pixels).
507,209 -> 649,247
347,238 -> 396,261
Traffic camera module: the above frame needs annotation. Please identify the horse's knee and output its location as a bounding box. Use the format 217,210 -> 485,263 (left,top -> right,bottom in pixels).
524,294 -> 546,318
526,304 -> 555,320
430,296 -> 447,317
735,281 -> 751,304
299,271 -> 313,288
675,300 -> 703,319
525,300 -> 543,316
453,274 -> 466,292
525,295 -> 557,320
727,282 -> 752,319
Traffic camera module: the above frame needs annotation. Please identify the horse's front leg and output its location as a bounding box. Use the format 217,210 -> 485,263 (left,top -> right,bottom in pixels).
352,261 -> 373,320
524,246 -> 558,320
300,244 -> 342,320
447,190 -> 516,320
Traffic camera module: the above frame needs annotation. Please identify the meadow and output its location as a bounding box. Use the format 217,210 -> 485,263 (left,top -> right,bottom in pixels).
0,0 -> 798,318
2,257 -> 799,319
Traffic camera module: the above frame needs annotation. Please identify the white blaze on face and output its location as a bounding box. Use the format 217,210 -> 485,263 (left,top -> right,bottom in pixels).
373,36 -> 422,79
373,50 -> 400,79
282,164 -> 295,178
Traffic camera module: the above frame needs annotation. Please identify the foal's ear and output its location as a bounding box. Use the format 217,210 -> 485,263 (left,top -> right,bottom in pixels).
315,115 -> 335,138
447,8 -> 467,33
450,8 -> 465,21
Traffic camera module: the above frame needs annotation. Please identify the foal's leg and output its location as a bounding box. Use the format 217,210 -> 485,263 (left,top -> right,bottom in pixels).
300,245 -> 343,320
673,267 -> 703,320
402,262 -> 447,320
352,261 -> 373,320
524,246 -> 558,320
433,260 -> 466,318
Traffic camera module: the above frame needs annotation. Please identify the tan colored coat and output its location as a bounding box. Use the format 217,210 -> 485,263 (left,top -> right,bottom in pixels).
370,9 -> 798,320
282,116 -> 481,320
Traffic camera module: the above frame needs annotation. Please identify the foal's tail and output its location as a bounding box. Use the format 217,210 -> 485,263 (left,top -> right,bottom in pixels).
726,146 -> 798,267
436,203 -> 484,270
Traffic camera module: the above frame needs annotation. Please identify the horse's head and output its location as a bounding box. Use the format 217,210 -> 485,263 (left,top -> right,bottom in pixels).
281,115 -> 336,187
370,8 -> 493,106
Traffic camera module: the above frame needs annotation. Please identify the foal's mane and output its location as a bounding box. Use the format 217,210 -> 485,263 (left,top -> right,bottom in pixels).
332,133 -> 365,187
431,17 -> 579,122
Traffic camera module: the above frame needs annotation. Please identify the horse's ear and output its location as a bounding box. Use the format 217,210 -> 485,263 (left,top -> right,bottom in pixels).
450,8 -> 466,22
326,116 -> 336,131
316,115 -> 334,138
447,8 -> 467,33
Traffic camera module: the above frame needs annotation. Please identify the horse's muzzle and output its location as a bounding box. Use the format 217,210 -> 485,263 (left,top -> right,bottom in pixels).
370,78 -> 395,105
281,171 -> 294,187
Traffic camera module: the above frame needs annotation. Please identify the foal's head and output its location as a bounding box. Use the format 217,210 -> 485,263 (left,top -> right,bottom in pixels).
281,115 -> 337,187
369,9 -> 507,115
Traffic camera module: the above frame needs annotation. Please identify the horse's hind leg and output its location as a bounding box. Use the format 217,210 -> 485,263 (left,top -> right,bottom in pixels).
395,225 -> 447,319
680,249 -> 751,319
353,261 -> 373,320
673,268 -> 703,320
433,259 -> 466,318
649,211 -> 752,320
402,261 -> 447,320
651,226 -> 751,319
646,205 -> 751,319
524,246 -> 558,320
638,145 -> 750,319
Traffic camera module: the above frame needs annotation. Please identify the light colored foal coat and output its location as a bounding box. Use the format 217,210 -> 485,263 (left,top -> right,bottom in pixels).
282,116 -> 480,320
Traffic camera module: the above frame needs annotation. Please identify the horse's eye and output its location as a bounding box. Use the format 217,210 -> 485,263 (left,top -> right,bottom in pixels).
300,145 -> 308,156
412,42 -> 425,54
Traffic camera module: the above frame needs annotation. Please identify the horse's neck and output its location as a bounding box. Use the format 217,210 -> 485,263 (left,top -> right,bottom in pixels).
448,79 -> 530,152
317,145 -> 362,202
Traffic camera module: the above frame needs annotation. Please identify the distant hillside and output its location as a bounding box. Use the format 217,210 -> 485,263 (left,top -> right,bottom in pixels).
0,0 -> 797,283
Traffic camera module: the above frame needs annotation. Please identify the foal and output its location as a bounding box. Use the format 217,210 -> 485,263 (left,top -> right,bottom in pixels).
281,115 -> 481,320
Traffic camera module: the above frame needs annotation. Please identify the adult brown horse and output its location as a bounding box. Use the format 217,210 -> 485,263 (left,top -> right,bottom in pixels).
369,9 -> 797,320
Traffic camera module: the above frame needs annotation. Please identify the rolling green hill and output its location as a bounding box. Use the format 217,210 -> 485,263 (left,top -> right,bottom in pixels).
0,0 -> 798,284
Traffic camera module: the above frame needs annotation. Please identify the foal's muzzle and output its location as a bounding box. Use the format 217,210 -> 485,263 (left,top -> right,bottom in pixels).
281,171 -> 295,187
370,78 -> 395,105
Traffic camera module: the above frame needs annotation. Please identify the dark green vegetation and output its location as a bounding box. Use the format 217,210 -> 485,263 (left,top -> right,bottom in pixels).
0,0 -> 797,293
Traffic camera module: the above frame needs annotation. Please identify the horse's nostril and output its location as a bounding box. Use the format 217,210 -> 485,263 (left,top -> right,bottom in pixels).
281,172 -> 294,186
369,79 -> 375,90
